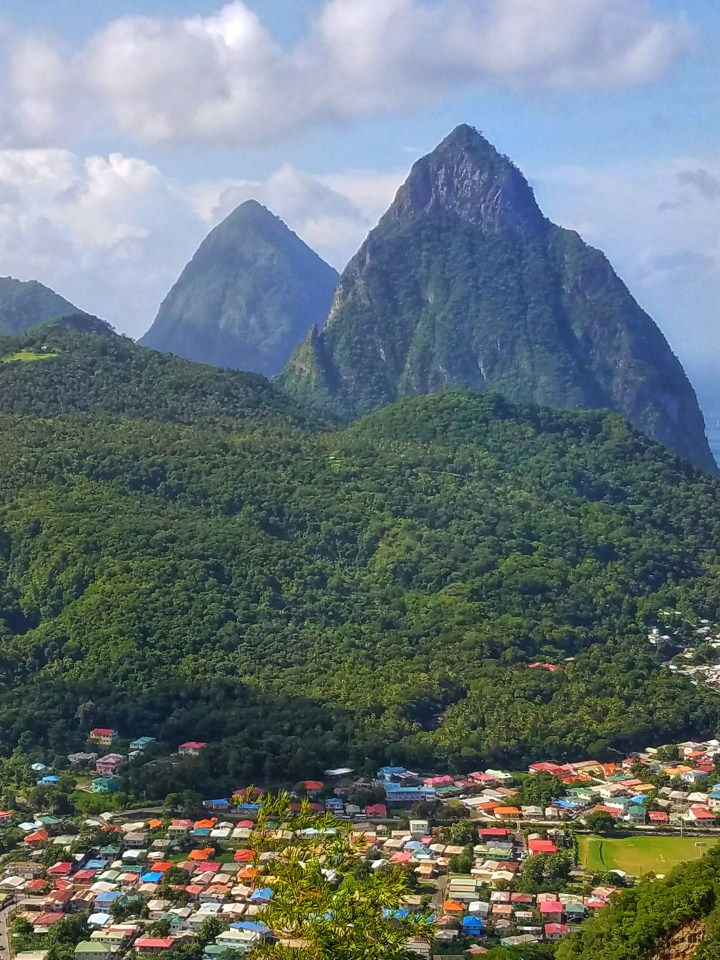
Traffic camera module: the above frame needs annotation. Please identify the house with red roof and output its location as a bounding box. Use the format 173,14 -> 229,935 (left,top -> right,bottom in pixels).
545,923 -> 569,941
366,803 -> 387,818
539,901 -> 564,923
179,742 -> 208,757
688,805 -> 717,822
135,937 -> 175,952
528,839 -> 558,855
89,728 -> 118,746
529,762 -> 568,777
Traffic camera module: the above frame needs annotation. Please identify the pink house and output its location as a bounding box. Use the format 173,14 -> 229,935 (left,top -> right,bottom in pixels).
545,923 -> 569,941
95,753 -> 125,776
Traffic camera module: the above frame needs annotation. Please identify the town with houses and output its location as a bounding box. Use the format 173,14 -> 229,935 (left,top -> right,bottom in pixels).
1,727 -> 720,958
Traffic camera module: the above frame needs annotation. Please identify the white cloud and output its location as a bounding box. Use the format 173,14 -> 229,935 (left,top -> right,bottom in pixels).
0,148 -> 403,337
0,0 -> 694,148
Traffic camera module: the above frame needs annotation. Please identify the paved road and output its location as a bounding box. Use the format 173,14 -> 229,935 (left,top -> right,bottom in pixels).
0,897 -> 16,960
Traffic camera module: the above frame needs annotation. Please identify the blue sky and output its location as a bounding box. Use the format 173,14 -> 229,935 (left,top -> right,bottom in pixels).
0,0 -> 717,402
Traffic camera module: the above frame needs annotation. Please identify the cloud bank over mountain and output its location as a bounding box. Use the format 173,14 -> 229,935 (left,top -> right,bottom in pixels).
0,0 -> 692,148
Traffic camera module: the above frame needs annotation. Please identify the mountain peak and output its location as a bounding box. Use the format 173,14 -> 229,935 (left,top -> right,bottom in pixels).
0,276 -> 83,337
386,125 -> 545,235
281,125 -> 715,473
139,202 -> 338,376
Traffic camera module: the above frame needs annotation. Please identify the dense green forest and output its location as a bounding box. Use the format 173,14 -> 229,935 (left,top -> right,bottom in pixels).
0,316 -> 312,428
556,845 -> 720,959
1,325 -> 720,796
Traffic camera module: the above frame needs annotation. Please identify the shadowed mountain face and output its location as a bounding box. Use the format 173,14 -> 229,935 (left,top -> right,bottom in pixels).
281,124 -> 715,473
0,277 -> 83,336
140,200 -> 339,377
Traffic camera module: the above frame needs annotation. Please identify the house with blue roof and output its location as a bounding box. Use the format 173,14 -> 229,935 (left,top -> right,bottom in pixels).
37,775 -> 59,786
250,888 -> 273,902
231,922 -> 270,935
95,891 -> 123,907
140,872 -> 163,884
378,766 -> 406,782
463,915 -> 484,936
384,784 -> 436,805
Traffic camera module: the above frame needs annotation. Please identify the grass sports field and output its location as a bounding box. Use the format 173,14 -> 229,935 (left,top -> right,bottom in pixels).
579,835 -> 718,876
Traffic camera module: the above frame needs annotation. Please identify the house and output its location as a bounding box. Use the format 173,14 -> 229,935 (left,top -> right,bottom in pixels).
92,779 -> 119,795
462,915 -> 484,936
648,810 -> 669,824
74,942 -> 117,960
95,755 -> 124,777
24,830 -> 49,846
301,780 -> 324,794
129,738 -> 155,752
625,805 -> 647,824
134,938 -> 174,953
539,902 -> 564,923
545,923 -> 569,941
366,803 -> 387,818
528,839 -> 558,856
384,785 -> 436,805
178,742 -> 208,757
68,753 -> 98,766
529,762 -> 567,777
89,730 -> 118,747
688,805 -> 717,823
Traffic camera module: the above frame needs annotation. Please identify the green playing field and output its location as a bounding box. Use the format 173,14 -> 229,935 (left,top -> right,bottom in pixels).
579,835 -> 718,876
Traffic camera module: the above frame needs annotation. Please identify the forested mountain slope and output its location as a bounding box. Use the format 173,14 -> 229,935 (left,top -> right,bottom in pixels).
0,346 -> 720,791
0,317 -> 313,428
281,125 -> 714,473
0,277 -> 82,336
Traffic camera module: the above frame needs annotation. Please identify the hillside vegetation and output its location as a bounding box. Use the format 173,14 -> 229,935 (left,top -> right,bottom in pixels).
0,328 -> 720,792
0,318 -> 313,428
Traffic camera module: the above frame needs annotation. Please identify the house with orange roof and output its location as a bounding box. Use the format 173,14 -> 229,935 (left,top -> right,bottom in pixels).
188,848 -> 214,861
24,830 -> 49,845
442,900 -> 464,915
494,806 -> 521,819
301,780 -> 324,793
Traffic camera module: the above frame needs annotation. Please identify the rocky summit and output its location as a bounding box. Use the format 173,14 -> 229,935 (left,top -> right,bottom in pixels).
281,124 -> 715,473
140,199 -> 339,377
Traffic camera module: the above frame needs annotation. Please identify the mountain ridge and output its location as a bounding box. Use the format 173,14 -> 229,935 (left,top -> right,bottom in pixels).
281,125 -> 715,473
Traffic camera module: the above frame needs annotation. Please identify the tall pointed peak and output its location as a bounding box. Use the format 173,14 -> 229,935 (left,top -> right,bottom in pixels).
385,123 -> 545,235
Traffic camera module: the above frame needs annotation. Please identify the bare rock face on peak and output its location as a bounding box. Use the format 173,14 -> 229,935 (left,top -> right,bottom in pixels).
140,200 -> 339,377
281,125 -> 715,472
